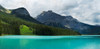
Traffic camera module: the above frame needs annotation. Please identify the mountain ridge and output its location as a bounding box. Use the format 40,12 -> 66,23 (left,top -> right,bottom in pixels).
36,10 -> 100,35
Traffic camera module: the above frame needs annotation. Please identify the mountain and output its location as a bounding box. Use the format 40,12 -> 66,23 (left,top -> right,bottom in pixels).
36,10 -> 66,28
0,5 -> 6,11
0,6 -> 79,36
11,7 -> 41,24
0,5 -> 11,13
62,16 -> 100,35
36,10 -> 100,35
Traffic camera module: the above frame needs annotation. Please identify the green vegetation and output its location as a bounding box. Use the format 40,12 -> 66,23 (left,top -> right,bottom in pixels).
20,25 -> 34,35
0,11 -> 80,36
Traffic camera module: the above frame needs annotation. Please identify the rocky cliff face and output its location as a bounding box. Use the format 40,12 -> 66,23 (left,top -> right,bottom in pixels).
36,10 -> 100,34
11,7 -> 41,24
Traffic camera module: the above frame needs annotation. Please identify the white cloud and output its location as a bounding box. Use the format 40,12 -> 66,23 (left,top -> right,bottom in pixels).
0,0 -> 100,25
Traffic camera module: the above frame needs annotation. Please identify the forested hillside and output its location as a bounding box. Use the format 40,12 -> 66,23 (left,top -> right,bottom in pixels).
0,11 -> 80,36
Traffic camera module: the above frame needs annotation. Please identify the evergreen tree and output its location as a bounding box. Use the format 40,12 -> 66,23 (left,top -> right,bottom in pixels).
11,22 -> 20,35
35,26 -> 54,35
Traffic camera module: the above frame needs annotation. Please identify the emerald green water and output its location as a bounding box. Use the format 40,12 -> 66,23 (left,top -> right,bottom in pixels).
0,35 -> 100,49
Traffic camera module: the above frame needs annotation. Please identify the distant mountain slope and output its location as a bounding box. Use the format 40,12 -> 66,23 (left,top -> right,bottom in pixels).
11,7 -> 41,24
36,10 -> 100,35
44,21 -> 65,28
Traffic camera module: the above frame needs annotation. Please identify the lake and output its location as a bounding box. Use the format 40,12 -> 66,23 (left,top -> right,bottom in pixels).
0,35 -> 100,49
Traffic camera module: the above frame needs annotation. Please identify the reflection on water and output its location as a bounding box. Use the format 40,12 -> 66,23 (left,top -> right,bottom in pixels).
0,35 -> 100,49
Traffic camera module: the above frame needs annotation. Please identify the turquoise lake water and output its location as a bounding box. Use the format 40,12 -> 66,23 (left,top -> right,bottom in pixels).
0,35 -> 100,49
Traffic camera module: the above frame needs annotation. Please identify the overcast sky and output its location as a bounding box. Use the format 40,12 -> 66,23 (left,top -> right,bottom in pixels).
0,0 -> 100,25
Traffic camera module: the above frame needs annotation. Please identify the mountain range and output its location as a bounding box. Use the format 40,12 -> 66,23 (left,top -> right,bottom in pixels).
36,10 -> 100,35
0,5 -> 79,35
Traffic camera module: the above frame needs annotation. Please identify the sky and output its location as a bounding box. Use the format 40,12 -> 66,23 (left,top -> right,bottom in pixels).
0,0 -> 100,25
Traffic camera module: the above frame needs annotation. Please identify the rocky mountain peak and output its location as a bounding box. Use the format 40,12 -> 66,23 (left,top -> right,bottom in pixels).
39,10 -> 61,17
66,15 -> 73,19
42,10 -> 53,13
11,7 -> 41,24
46,10 -> 54,13
37,10 -> 66,23
11,7 -> 30,16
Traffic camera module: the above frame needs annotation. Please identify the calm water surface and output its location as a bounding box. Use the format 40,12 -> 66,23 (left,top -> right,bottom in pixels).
0,35 -> 100,49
